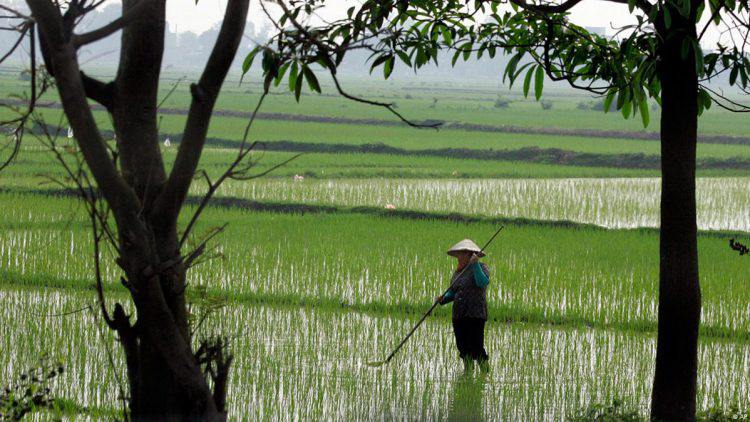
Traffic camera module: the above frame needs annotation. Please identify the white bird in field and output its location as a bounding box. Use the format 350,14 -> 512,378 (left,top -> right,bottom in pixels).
67,127 -> 74,138
164,137 -> 171,147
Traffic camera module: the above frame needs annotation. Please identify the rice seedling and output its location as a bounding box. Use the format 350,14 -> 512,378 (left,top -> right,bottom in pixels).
204,177 -> 750,231
0,288 -> 747,420
2,192 -> 749,337
2,70 -> 750,420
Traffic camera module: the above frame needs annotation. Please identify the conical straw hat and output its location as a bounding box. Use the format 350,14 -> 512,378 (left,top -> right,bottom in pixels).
447,239 -> 485,257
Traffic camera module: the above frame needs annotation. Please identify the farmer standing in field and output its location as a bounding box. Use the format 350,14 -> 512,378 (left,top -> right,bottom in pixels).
437,239 -> 491,372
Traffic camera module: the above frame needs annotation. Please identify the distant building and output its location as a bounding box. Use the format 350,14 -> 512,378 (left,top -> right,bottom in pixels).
585,27 -> 607,36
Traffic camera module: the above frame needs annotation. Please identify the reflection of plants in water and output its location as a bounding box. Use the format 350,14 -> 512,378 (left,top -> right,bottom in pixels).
0,356 -> 64,421
447,373 -> 487,422
567,399 -> 643,421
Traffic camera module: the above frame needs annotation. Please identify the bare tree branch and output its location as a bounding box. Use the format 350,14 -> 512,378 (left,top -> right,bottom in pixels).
268,1 -> 442,129
155,0 -> 250,220
0,21 -> 30,63
72,0 -> 152,48
508,0 -> 586,13
80,71 -> 115,109
35,15 -> 117,110
508,0 -> 652,13
28,0 -> 140,215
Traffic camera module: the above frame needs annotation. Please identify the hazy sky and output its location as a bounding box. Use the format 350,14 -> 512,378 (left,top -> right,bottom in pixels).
170,1 -> 637,33
169,1 -> 725,47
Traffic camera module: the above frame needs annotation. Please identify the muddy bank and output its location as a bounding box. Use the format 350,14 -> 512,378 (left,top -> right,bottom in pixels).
0,186 -> 613,232
198,138 -> 749,170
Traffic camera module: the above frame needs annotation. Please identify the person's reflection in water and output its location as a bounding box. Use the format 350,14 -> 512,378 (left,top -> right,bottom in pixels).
446,371 -> 488,422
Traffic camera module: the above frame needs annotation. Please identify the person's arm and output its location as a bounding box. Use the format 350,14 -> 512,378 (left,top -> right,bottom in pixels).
438,289 -> 455,305
473,262 -> 490,288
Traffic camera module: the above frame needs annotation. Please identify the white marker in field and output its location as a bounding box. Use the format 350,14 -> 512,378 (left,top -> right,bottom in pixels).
293,174 -> 304,181
67,127 -> 74,139
164,137 -> 171,147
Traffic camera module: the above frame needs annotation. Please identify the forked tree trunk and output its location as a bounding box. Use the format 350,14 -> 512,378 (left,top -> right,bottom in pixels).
26,0 -> 249,419
651,11 -> 702,421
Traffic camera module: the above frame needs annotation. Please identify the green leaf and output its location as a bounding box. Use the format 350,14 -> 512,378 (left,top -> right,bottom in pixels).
704,92 -> 712,110
294,69 -> 303,102
679,0 -> 691,18
441,28 -> 453,46
663,7 -> 672,29
462,43 -> 472,61
242,48 -> 259,75
274,62 -> 290,87
384,56 -> 395,79
263,71 -> 273,94
534,65 -> 544,101
616,87 -> 628,111
693,39 -> 704,75
512,62 -> 533,84
699,88 -> 712,112
302,66 -> 321,93
396,51 -> 412,67
240,47 -> 260,84
639,96 -> 650,127
370,54 -> 389,74
648,6 -> 659,23
504,52 -> 524,83
627,0 -> 636,12
603,89 -> 616,113
621,99 -> 632,119
681,38 -> 690,60
288,62 -> 299,93
695,1 -> 705,20
451,50 -> 462,67
523,65 -> 535,98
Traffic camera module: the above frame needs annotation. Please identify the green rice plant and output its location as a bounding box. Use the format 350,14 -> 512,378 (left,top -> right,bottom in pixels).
0,288 -> 748,420
203,177 -> 750,232
7,105 -> 750,162
1,192 -> 749,337
699,405 -> 750,421
6,69 -> 750,137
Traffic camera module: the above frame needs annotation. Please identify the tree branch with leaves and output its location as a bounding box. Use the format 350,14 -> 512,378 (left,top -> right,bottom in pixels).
253,0 -> 750,419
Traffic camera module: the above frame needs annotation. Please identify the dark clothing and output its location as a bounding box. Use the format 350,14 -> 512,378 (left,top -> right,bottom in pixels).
441,262 -> 490,321
440,262 -> 491,363
452,318 -> 488,361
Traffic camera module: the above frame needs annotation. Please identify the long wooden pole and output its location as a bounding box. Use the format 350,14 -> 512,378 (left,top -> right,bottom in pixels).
368,226 -> 504,367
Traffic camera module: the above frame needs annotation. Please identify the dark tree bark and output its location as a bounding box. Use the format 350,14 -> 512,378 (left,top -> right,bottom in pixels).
25,0 -> 250,419
651,6 -> 702,421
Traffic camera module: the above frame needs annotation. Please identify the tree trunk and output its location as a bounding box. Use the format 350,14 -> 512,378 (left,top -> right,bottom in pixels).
27,0 -> 248,418
651,14 -> 702,421
113,219 -> 221,420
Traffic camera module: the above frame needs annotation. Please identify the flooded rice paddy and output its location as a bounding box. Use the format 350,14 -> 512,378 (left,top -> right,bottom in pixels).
2,202 -> 748,336
204,178 -> 750,231
1,289 -> 748,420
2,177 -> 750,419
